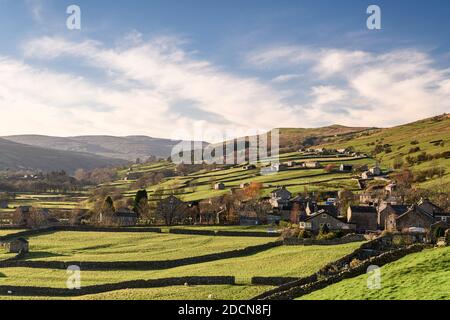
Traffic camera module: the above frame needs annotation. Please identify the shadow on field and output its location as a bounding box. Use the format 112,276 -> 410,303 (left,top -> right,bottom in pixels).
22,252 -> 68,260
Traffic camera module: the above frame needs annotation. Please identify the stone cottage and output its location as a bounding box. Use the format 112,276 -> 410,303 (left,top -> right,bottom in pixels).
1,238 -> 29,253
299,210 -> 356,234
385,205 -> 436,233
378,203 -> 410,230
113,208 -> 138,227
347,206 -> 378,233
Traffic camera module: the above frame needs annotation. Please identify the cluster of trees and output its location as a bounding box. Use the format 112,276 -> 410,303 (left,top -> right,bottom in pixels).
74,167 -> 118,185
0,171 -> 85,193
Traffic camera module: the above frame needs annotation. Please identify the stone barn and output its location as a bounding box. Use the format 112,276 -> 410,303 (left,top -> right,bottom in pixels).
2,238 -> 29,253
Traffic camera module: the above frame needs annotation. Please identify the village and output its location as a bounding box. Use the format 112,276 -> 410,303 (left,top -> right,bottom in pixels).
1,146 -> 449,255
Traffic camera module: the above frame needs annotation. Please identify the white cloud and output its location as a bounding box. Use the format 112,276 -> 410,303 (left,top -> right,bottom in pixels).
7,36 -> 305,141
1,36 -> 448,141
248,45 -> 450,127
271,74 -> 301,83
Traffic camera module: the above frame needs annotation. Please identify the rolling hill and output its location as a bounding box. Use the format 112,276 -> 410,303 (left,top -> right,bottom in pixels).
2,135 -> 201,161
321,114 -> 450,188
0,138 -> 127,173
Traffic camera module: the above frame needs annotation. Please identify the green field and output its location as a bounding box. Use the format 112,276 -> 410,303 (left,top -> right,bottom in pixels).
23,231 -> 274,262
323,115 -> 450,189
0,230 -> 363,299
300,247 -> 450,300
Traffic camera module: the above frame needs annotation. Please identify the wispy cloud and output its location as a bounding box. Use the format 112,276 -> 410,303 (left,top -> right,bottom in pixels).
1,35 -> 448,140
248,45 -> 450,126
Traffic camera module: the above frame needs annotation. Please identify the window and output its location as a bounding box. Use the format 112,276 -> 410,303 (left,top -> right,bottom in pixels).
322,214 -> 327,219
442,217 -> 447,222
327,223 -> 331,228
300,222 -> 305,228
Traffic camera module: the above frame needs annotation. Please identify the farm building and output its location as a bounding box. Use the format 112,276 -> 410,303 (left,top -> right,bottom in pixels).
385,205 -> 436,233
378,203 -> 410,230
361,171 -> 373,180
299,210 -> 355,234
339,164 -> 353,172
269,187 -> 292,209
214,183 -> 225,190
113,208 -> 138,227
347,206 -> 378,232
303,161 -> 321,169
125,172 -> 145,181
369,166 -> 382,176
1,238 -> 29,253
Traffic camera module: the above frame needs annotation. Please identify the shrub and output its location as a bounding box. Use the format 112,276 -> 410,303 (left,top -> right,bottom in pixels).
317,231 -> 338,241
350,258 -> 362,268
411,140 -> 420,145
298,230 -> 312,239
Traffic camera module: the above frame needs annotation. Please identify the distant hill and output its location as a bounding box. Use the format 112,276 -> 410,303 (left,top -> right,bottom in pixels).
2,135 -> 202,161
322,114 -> 450,188
0,138 -> 126,173
208,125 -> 375,157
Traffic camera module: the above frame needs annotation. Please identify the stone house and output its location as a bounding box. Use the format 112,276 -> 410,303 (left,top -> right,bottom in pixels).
378,203 -> 409,230
369,166 -> 382,176
124,171 -> 144,181
305,202 -> 339,217
240,183 -> 250,189
299,210 -> 356,234
303,161 -> 322,169
339,164 -> 353,172
385,205 -> 436,233
1,238 -> 29,253
361,171 -> 373,180
113,208 -> 138,227
269,187 -> 292,210
214,182 -> 226,190
416,198 -> 448,222
347,206 -> 378,232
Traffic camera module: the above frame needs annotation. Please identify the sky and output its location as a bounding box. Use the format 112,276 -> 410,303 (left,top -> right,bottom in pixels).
0,0 -> 449,142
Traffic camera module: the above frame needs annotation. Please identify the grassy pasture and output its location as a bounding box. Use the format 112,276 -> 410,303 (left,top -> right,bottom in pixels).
300,247 -> 450,300
0,241 -> 362,289
23,231 -> 274,262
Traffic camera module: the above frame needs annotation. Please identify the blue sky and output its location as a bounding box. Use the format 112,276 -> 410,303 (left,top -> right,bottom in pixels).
0,0 -> 449,140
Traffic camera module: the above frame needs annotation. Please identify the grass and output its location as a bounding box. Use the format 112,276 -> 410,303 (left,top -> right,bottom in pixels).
0,229 -> 26,237
170,225 -> 279,233
24,231 -> 274,262
0,285 -> 273,300
0,242 -> 362,288
322,115 -> 450,189
76,285 -> 272,300
299,246 -> 450,300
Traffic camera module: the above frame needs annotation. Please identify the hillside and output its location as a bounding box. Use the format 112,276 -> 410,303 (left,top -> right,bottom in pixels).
2,135 -> 202,161
321,114 -> 450,189
300,246 -> 450,300
0,138 -> 126,173
277,125 -> 375,151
